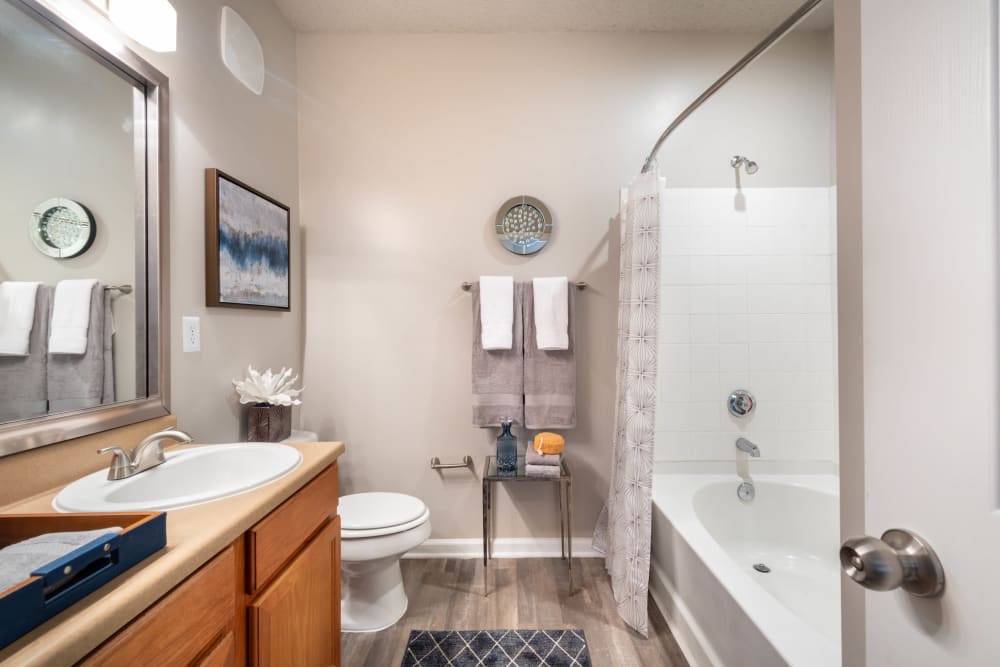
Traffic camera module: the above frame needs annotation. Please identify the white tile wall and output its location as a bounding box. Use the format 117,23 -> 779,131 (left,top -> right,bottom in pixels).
655,187 -> 839,463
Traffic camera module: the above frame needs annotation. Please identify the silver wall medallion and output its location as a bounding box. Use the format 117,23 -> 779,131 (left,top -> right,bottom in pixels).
29,197 -> 96,258
494,195 -> 553,255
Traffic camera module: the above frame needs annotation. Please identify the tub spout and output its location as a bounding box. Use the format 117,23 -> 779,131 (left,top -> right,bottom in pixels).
736,437 -> 760,457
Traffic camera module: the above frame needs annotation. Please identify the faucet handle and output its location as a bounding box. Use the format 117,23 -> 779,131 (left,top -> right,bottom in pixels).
98,446 -> 134,481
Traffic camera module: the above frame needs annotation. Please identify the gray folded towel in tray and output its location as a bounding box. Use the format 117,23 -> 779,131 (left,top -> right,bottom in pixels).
525,463 -> 562,478
525,448 -> 561,466
0,527 -> 121,593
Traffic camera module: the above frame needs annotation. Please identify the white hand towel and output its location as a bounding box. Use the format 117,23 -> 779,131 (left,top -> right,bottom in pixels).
49,279 -> 98,355
479,276 -> 514,350
532,277 -> 569,350
0,282 -> 41,356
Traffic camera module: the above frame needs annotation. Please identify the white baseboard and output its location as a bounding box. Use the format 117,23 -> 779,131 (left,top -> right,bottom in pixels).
648,561 -> 721,667
405,538 -> 602,559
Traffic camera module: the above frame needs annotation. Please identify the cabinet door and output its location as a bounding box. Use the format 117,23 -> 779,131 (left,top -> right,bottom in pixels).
249,516 -> 340,667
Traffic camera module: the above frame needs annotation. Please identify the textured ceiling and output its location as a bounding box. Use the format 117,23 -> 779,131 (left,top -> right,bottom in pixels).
274,0 -> 834,33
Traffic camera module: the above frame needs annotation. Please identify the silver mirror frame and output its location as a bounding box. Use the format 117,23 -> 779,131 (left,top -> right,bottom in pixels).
0,0 -> 170,456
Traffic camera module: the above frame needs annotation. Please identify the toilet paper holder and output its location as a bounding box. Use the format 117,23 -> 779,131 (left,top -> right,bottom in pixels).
430,455 -> 473,470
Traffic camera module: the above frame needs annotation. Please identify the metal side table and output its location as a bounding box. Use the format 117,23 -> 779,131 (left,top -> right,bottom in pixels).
482,455 -> 572,596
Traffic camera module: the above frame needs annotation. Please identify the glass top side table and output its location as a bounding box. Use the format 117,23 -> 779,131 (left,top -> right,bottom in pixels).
482,455 -> 572,596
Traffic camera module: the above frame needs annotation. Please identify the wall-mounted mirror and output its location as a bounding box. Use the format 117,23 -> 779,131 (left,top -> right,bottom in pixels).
0,0 -> 169,455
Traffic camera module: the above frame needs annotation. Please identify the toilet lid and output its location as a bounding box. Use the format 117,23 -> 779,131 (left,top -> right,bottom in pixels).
339,492 -> 427,531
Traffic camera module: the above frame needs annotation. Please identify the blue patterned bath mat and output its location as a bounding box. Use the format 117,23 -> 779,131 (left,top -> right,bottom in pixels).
400,629 -> 592,666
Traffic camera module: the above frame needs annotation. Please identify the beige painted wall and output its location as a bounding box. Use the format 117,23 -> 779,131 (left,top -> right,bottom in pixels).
128,0 -> 303,442
297,31 -> 834,540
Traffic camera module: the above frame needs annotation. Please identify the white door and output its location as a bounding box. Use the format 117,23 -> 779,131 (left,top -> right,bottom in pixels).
836,1 -> 1000,665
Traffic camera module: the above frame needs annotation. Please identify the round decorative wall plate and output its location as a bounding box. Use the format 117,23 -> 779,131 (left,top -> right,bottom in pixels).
494,195 -> 553,255
29,197 -> 96,258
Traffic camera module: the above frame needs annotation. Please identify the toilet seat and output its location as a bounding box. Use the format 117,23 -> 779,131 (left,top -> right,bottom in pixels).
341,507 -> 430,539
340,492 -> 429,538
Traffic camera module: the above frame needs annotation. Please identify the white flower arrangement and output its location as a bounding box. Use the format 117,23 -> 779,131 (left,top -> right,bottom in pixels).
233,365 -> 304,406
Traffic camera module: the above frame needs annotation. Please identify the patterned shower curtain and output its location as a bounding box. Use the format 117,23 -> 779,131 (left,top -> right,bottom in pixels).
593,171 -> 662,637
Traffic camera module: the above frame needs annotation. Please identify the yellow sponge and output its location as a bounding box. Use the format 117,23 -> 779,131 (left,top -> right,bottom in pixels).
533,432 -> 565,455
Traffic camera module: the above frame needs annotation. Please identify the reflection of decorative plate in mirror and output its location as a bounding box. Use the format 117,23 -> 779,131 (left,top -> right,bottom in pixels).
29,198 -> 96,259
494,196 -> 553,255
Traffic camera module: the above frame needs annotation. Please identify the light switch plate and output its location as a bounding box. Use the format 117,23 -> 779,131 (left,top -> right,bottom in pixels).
182,316 -> 200,352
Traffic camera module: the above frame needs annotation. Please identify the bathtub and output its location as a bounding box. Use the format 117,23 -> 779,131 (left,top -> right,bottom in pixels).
649,471 -> 841,667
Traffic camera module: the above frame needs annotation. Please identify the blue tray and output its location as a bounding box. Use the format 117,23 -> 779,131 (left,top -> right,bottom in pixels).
0,512 -> 166,650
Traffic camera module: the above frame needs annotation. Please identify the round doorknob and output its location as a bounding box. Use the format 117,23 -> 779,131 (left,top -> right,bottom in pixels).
839,528 -> 945,597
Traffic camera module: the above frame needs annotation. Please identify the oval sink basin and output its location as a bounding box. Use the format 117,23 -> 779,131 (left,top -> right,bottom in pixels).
53,443 -> 303,513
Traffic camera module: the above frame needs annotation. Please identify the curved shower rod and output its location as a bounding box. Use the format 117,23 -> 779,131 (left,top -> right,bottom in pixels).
640,0 -> 827,174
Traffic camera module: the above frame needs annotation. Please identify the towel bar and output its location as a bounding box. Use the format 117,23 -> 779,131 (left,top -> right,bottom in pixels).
430,455 -> 473,470
461,281 -> 586,291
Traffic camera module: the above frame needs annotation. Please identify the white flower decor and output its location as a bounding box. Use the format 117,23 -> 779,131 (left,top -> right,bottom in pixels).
233,365 -> 304,406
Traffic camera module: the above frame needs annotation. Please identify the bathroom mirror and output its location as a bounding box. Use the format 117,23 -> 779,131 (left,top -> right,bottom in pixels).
0,0 -> 169,455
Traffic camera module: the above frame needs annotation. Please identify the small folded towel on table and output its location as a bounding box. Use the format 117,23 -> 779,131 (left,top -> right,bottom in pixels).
525,463 -> 562,479
526,448 -> 561,467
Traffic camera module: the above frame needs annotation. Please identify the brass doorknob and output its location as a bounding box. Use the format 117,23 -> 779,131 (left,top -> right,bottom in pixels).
839,528 -> 944,597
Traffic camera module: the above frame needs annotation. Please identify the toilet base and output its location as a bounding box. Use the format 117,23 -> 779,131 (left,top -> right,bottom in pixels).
341,555 -> 409,632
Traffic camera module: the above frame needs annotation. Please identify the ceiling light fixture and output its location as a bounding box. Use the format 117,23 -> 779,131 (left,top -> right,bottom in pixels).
107,0 -> 177,53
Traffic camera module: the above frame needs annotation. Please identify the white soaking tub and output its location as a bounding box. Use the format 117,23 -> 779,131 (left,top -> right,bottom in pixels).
649,471 -> 841,667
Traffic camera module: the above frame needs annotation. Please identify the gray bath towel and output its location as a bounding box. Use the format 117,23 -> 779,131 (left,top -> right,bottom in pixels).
524,285 -> 576,429
526,448 -> 562,466
472,282 -> 524,427
0,286 -> 50,422
48,286 -> 115,413
0,527 -> 120,593
525,463 -> 562,478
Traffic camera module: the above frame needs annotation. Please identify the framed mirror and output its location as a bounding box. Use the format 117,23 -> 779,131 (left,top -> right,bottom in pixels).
0,0 -> 169,455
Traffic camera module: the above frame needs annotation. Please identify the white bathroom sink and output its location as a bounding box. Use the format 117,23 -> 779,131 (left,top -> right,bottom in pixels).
52,443 -> 303,513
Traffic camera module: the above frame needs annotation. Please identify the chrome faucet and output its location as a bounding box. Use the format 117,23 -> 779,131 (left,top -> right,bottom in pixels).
735,437 -> 760,457
98,429 -> 193,480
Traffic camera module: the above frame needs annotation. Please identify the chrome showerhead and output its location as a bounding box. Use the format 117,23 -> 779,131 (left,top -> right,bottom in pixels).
731,155 -> 759,175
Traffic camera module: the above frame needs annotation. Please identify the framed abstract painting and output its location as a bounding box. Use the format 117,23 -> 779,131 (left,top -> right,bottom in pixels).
205,168 -> 290,310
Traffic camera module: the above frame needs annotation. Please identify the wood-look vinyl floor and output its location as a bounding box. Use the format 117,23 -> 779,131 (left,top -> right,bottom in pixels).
341,558 -> 689,667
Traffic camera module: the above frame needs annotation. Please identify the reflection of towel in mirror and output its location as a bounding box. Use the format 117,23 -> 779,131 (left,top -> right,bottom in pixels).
49,279 -> 98,355
0,282 -> 41,356
48,286 -> 115,413
0,286 -> 50,421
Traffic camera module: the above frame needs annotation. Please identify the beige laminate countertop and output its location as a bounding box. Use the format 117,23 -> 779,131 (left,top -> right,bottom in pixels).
0,440 -> 345,667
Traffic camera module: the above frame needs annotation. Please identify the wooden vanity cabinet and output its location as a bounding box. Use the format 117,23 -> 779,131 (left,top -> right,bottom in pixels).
79,462 -> 340,667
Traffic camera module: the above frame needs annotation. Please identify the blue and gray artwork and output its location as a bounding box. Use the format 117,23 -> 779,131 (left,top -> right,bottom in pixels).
217,177 -> 289,307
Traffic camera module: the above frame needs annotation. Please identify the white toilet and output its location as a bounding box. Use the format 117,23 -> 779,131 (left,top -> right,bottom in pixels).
339,492 -> 431,632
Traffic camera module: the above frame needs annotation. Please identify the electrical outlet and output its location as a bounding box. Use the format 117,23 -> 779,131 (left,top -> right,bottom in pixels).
182,316 -> 200,352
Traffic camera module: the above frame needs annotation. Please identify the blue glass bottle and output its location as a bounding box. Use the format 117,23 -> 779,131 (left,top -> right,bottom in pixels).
496,418 -> 517,474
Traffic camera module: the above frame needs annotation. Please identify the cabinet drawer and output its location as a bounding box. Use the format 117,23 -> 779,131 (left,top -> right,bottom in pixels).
80,545 -> 235,667
247,463 -> 338,592
195,630 -> 235,667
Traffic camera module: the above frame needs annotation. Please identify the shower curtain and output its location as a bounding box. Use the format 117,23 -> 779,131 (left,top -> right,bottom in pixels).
593,171 -> 663,637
